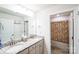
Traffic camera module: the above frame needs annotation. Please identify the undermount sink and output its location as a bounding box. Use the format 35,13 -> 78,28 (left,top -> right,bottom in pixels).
5,44 -> 24,53
0,46 -> 11,53
0,41 -> 30,53
0,42 -> 26,54
5,42 -> 27,53
15,42 -> 26,46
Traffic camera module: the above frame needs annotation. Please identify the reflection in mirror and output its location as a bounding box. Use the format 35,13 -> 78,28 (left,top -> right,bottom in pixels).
0,11 -> 29,45
24,21 -> 28,36
0,18 -> 14,44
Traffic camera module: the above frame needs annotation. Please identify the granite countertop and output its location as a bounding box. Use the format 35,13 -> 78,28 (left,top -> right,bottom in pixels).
0,36 -> 43,54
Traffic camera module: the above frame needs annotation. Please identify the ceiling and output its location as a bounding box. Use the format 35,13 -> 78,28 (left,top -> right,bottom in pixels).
19,4 -> 54,12
0,4 -> 77,17
19,4 -> 78,12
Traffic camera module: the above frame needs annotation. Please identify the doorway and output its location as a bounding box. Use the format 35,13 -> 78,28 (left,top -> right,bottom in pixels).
50,11 -> 73,54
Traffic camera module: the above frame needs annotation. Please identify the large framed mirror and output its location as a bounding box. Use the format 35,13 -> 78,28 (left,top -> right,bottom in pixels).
0,11 -> 29,44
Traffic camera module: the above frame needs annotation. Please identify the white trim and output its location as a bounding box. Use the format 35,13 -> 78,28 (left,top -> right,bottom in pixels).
69,12 -> 73,54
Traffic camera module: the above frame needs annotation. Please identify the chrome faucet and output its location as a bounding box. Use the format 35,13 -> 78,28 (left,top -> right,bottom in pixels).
10,34 -> 14,46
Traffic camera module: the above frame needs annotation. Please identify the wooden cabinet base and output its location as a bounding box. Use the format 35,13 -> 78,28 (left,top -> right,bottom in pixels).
18,39 -> 44,54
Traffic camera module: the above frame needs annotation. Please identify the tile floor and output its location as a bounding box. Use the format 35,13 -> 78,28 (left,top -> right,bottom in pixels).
51,47 -> 69,54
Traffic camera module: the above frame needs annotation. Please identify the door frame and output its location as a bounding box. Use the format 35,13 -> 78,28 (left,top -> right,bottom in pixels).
50,11 -> 74,54
69,11 -> 74,54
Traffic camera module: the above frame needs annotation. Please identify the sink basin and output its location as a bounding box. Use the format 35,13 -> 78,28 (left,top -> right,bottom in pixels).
5,44 -> 24,54
5,42 -> 27,54
0,46 -> 11,54
0,49 -> 4,53
15,42 -> 25,46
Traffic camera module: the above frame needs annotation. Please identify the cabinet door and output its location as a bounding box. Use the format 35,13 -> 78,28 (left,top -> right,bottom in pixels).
35,40 -> 44,54
18,48 -> 28,54
39,40 -> 44,54
35,44 -> 40,54
29,45 -> 36,54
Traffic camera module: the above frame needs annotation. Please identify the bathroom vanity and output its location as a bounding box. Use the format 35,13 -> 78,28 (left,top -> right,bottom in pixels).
0,5 -> 45,54
0,36 -> 44,54
18,39 -> 44,54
